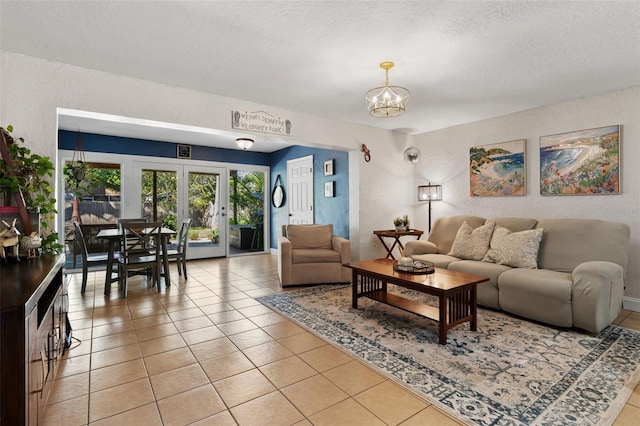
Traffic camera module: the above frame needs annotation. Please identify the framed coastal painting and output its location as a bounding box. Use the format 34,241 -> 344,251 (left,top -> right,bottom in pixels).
470,139 -> 526,196
539,125 -> 620,195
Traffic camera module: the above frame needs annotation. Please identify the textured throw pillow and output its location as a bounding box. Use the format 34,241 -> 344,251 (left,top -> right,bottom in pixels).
482,226 -> 544,268
447,221 -> 496,260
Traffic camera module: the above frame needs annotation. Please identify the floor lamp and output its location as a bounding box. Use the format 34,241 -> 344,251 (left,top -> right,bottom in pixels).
417,183 -> 442,232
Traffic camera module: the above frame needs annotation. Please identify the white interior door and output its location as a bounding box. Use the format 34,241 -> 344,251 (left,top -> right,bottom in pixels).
286,155 -> 314,224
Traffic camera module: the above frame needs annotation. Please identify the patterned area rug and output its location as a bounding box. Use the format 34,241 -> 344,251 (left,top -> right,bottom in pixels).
257,284 -> 640,426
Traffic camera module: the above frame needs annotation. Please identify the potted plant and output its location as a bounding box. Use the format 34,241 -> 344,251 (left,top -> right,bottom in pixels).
0,125 -> 62,254
63,158 -> 96,224
63,161 -> 93,199
402,214 -> 410,231
393,215 -> 410,232
70,160 -> 87,182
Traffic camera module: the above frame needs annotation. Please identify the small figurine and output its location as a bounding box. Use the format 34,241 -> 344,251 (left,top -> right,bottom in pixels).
1,218 -> 21,261
21,231 -> 42,259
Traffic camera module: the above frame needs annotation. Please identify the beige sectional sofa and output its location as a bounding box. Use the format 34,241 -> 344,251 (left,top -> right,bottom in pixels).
404,215 -> 630,333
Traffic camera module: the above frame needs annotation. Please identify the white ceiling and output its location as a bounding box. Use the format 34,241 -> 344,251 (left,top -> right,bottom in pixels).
2,1 -> 639,152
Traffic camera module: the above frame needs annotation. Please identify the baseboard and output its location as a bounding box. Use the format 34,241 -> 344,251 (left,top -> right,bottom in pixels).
623,296 -> 640,312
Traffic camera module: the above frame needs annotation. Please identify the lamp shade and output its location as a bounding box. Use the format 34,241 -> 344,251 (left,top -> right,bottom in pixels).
417,183 -> 442,202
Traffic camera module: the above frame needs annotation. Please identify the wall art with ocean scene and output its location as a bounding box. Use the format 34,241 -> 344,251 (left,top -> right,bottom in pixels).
540,125 -> 620,195
470,139 -> 526,196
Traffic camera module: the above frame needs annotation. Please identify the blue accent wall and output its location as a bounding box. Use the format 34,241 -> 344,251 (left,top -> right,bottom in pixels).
269,146 -> 349,248
59,131 -> 271,165
59,131 -> 349,250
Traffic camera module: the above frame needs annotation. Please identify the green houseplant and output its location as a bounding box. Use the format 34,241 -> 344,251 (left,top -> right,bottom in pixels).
393,215 -> 409,231
0,125 -> 62,254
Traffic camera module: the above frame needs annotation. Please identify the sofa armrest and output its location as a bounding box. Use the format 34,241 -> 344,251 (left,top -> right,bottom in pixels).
332,236 -> 351,264
572,261 -> 625,333
404,240 -> 439,256
277,236 -> 293,285
333,236 -> 351,283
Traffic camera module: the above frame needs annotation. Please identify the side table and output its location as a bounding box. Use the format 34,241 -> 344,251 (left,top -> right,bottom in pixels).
373,229 -> 424,259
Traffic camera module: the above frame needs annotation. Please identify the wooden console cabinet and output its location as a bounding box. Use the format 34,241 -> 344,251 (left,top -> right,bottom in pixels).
1,254 -> 68,425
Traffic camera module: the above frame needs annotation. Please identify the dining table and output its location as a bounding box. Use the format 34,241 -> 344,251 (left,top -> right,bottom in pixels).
96,227 -> 176,296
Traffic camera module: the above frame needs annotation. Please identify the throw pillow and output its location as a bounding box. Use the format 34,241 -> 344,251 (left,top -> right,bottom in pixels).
447,221 -> 496,260
482,226 -> 544,268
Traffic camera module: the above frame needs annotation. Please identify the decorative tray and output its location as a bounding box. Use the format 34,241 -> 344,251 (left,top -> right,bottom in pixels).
393,260 -> 435,274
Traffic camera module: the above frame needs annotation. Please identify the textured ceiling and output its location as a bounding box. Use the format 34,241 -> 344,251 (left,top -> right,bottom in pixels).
2,1 -> 640,148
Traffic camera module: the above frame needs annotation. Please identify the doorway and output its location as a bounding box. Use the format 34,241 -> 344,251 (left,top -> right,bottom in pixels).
134,161 -> 227,259
286,155 -> 314,224
228,168 -> 266,255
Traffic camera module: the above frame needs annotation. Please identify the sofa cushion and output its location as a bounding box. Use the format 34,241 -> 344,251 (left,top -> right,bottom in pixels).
483,226 -> 543,268
285,224 -> 333,249
448,260 -> 511,310
291,248 -> 341,264
289,262 -> 347,284
498,268 -> 573,328
536,218 -> 630,272
428,215 -> 486,254
448,220 -> 495,260
411,253 -> 461,269
488,217 -> 538,232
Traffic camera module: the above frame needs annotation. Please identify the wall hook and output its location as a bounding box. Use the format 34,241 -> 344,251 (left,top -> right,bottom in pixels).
361,144 -> 371,162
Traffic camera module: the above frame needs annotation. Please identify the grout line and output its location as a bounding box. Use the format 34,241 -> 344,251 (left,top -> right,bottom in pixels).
59,259 -> 640,425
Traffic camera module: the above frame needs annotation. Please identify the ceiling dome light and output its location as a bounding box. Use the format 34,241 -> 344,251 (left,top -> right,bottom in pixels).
365,61 -> 410,118
235,138 -> 254,150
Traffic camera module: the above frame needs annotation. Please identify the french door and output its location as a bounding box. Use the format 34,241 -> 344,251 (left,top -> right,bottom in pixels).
133,162 -> 227,259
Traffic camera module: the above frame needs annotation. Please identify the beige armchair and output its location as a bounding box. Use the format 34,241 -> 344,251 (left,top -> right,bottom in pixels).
278,224 -> 351,286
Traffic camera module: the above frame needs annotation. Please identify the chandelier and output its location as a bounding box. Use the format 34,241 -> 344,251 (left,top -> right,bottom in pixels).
365,61 -> 410,118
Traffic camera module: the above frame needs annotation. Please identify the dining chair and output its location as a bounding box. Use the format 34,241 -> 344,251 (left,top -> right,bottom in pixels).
116,218 -> 149,250
116,221 -> 162,298
117,217 -> 149,225
74,222 -> 112,294
165,218 -> 191,279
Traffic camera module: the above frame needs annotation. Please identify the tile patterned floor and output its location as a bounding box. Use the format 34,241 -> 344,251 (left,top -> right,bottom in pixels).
45,255 -> 640,425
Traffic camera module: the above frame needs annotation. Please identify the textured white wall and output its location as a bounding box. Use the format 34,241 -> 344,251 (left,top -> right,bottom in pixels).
1,52 -> 638,306
0,52 -> 413,262
412,87 -> 640,302
0,52 -> 393,161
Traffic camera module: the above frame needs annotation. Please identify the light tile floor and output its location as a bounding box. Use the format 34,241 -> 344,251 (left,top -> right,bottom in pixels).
45,254 -> 640,425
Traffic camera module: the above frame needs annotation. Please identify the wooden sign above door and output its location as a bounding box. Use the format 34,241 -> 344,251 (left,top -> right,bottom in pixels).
231,110 -> 292,136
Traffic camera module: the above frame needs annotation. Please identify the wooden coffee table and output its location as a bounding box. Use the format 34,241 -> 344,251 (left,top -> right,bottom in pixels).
346,259 -> 489,344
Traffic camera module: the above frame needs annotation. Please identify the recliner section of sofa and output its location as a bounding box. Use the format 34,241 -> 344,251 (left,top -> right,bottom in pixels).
404,215 -> 630,333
